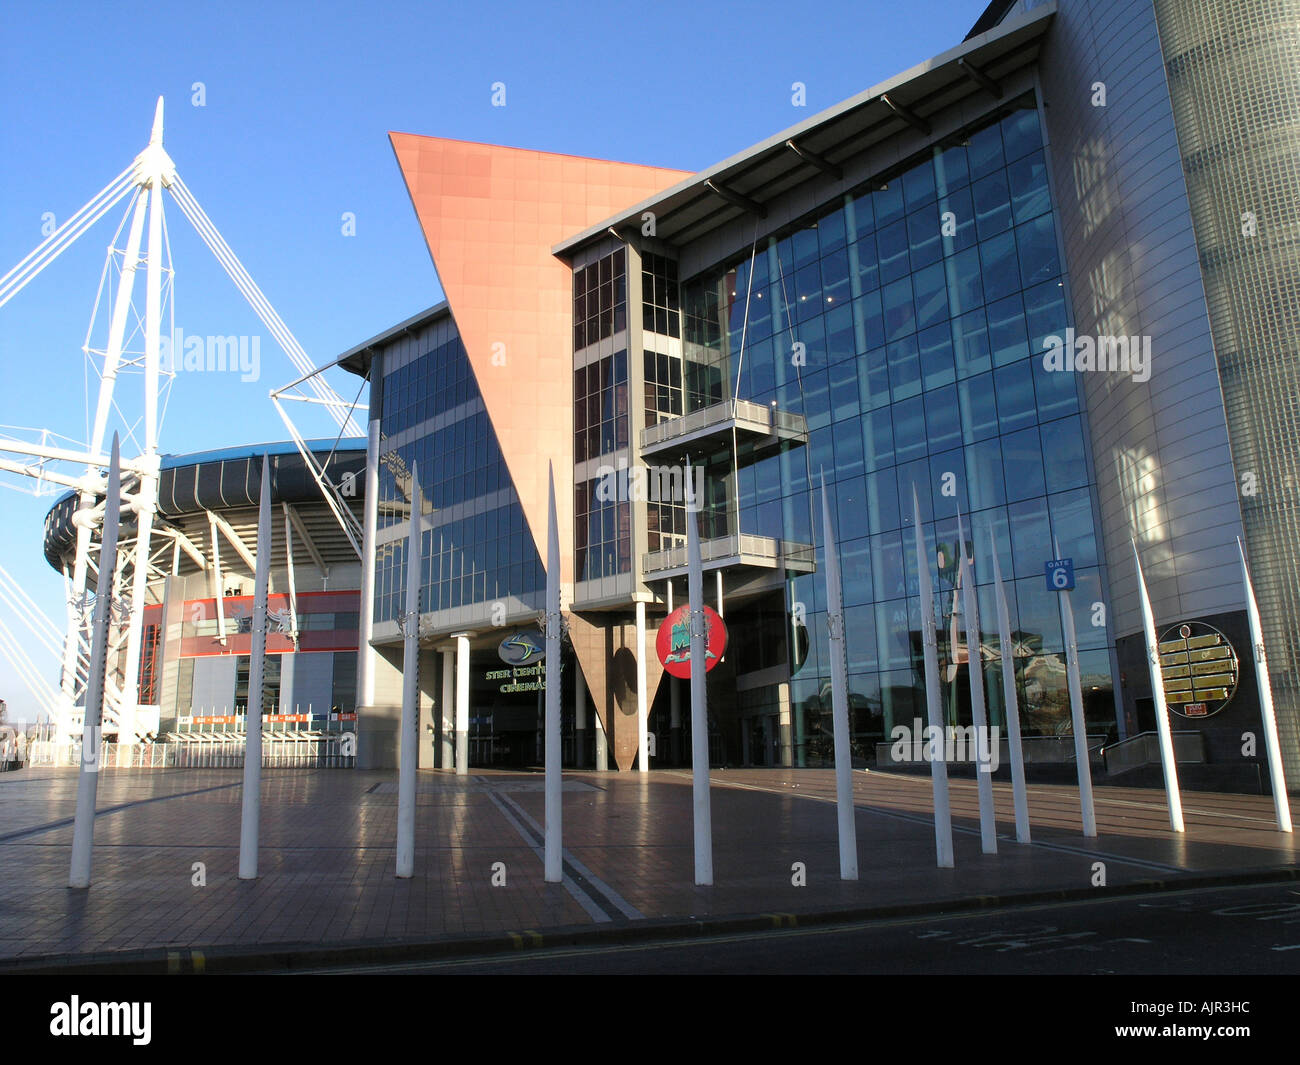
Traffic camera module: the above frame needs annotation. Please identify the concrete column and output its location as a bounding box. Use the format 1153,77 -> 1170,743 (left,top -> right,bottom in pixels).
741,714 -> 751,765
595,703 -> 608,772
636,600 -> 649,772
574,666 -> 587,768
454,632 -> 471,774
440,648 -> 455,769
418,648 -> 437,770
778,680 -> 794,768
669,675 -> 682,765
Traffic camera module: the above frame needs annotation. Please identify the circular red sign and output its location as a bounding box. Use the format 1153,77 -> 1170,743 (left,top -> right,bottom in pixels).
656,604 -> 728,678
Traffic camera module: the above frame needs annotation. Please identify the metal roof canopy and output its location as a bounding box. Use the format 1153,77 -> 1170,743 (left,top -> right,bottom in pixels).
337,300 -> 452,380
553,2 -> 1056,260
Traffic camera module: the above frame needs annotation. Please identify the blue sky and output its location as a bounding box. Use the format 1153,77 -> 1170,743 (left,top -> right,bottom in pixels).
0,0 -> 991,722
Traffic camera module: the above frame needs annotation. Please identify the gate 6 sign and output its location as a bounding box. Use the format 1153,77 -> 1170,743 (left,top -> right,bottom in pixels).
1045,557 -> 1075,591
656,604 -> 728,679
1158,622 -> 1239,718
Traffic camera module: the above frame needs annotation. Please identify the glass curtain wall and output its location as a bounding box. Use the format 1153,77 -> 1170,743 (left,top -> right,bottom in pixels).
684,100 -> 1114,765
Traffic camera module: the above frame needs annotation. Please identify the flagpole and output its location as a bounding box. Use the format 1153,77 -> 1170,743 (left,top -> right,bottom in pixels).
1056,538 -> 1097,837
396,463 -> 422,878
238,455 -> 272,878
1132,540 -> 1184,832
69,434 -> 123,889
1238,538 -> 1293,832
991,539 -> 1030,843
957,508 -> 996,853
687,484 -> 713,886
820,473 -> 858,880
544,463 -> 563,880
912,487 -> 953,867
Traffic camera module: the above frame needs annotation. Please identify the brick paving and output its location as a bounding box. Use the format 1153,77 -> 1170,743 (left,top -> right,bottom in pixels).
0,764 -> 1295,964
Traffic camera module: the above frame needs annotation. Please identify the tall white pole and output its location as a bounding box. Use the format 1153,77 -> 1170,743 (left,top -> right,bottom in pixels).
1132,541 -> 1184,833
1238,538 -> 1293,832
1056,539 -> 1097,837
396,464 -> 422,878
356,414 -> 381,710
957,511 -> 997,853
687,500 -> 713,886
544,464 -> 562,881
63,187 -> 149,718
636,600 -> 649,773
238,456 -> 272,879
820,475 -> 858,879
118,110 -> 169,740
912,488 -> 954,867
69,435 -> 123,888
991,541 -> 1030,843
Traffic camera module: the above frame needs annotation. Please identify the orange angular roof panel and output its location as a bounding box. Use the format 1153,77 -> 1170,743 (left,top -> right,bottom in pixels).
390,133 -> 690,586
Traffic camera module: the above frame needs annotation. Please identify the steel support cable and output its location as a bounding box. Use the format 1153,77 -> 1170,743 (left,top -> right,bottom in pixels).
272,398 -> 363,557
0,164 -> 134,289
168,179 -> 331,402
0,565 -> 69,656
0,169 -> 136,307
0,617 -> 64,716
169,178 -> 360,434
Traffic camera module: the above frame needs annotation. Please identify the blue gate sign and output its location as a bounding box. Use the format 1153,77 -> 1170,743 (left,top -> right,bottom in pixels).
1045,558 -> 1075,591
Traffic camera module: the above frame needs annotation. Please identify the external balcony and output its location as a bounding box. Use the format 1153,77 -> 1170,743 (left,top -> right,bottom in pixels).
639,398 -> 807,465
642,531 -> 814,581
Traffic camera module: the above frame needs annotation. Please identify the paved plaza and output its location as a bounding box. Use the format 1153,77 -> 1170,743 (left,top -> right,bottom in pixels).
0,765 -> 1296,970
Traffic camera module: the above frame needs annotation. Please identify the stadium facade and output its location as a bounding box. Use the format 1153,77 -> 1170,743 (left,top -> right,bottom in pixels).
42,442 -> 367,754
47,0 -> 1300,786
325,0 -> 1300,786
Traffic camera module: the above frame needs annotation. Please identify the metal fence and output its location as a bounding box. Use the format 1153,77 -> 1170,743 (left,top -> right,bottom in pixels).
27,735 -> 355,769
1101,730 -> 1206,776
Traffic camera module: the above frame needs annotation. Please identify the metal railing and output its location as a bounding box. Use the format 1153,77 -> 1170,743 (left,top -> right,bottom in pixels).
1101,730 -> 1206,776
640,398 -> 807,450
644,532 -> 814,574
27,735 -> 356,769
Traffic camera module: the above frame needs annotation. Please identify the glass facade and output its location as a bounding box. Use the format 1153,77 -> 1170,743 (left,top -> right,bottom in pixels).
573,247 -> 636,584
374,330 -> 544,625
682,100 -> 1115,764
574,246 -> 627,349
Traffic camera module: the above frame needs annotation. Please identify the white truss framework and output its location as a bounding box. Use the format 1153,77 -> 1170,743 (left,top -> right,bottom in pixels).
0,98 -> 364,740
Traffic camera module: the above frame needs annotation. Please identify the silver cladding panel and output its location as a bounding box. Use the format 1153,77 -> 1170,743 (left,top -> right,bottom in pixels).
1036,0 -> 1246,640
1152,0 -> 1300,777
